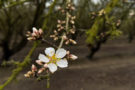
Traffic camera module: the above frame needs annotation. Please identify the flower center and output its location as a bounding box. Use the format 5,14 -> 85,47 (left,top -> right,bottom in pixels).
48,54 -> 60,64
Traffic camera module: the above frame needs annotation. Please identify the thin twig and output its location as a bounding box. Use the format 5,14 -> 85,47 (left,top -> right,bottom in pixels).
58,0 -> 71,49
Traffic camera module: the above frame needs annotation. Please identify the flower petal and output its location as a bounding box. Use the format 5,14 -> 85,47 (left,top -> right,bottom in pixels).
32,27 -> 38,32
56,59 -> 68,68
56,48 -> 66,58
38,54 -> 49,63
47,63 -> 57,73
45,47 -> 55,57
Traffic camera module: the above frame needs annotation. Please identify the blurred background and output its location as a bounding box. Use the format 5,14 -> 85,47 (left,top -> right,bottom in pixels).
0,0 -> 135,90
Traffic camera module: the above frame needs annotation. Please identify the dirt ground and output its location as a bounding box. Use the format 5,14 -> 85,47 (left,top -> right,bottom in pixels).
0,36 -> 135,90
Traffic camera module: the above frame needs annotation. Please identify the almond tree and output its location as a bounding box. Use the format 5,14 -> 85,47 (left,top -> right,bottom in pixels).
0,0 -> 47,64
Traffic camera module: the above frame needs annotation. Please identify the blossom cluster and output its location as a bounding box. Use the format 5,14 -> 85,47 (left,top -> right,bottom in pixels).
24,47 -> 77,78
26,27 -> 43,41
50,3 -> 77,45
25,1 -> 78,86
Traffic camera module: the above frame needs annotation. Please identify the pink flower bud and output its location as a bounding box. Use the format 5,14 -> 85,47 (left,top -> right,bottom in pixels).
36,60 -> 43,65
57,20 -> 61,23
39,29 -> 43,35
63,35 -> 68,40
65,40 -> 70,45
32,32 -> 37,37
60,26 -> 64,30
69,54 -> 78,60
31,64 -> 37,72
54,30 -> 57,33
66,51 -> 70,55
44,64 -> 48,68
38,68 -> 45,74
71,6 -> 75,10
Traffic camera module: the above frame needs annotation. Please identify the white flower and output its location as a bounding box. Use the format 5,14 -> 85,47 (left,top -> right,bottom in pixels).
38,47 -> 68,73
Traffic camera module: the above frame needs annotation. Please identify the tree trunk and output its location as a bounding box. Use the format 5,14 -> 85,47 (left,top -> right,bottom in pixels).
87,42 -> 101,59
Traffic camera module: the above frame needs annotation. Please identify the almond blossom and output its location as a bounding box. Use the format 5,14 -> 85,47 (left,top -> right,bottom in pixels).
38,47 -> 68,73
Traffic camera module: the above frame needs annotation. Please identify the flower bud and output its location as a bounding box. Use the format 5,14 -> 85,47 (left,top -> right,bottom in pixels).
32,27 -> 38,33
65,40 -> 70,45
54,37 -> 58,41
70,20 -> 75,24
60,26 -> 64,30
54,30 -> 58,35
27,71 -> 33,75
63,35 -> 68,40
36,60 -> 43,65
32,32 -> 37,37
70,29 -> 75,34
66,51 -> 70,55
58,28 -> 61,31
38,68 -> 45,74
39,29 -> 43,35
50,35 -> 55,38
69,54 -> 78,60
72,16 -> 76,20
44,64 -> 48,68
27,37 -> 35,41
31,64 -> 37,72
57,20 -> 61,23
70,6 -> 75,10
57,24 -> 61,28
69,39 -> 77,44
24,74 -> 30,78
68,3 -> 71,7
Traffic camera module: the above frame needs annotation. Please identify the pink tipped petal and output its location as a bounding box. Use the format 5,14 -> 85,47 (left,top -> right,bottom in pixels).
39,29 -> 43,34
56,48 -> 66,58
56,59 -> 68,68
38,54 -> 49,63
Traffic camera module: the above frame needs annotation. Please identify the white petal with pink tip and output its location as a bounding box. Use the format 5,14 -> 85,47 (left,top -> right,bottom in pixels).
38,54 -> 49,63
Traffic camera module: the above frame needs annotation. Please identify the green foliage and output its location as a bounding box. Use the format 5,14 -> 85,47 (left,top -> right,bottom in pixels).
86,0 -> 120,45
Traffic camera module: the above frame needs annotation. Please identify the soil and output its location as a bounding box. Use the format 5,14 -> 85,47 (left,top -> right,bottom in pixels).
0,36 -> 135,90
